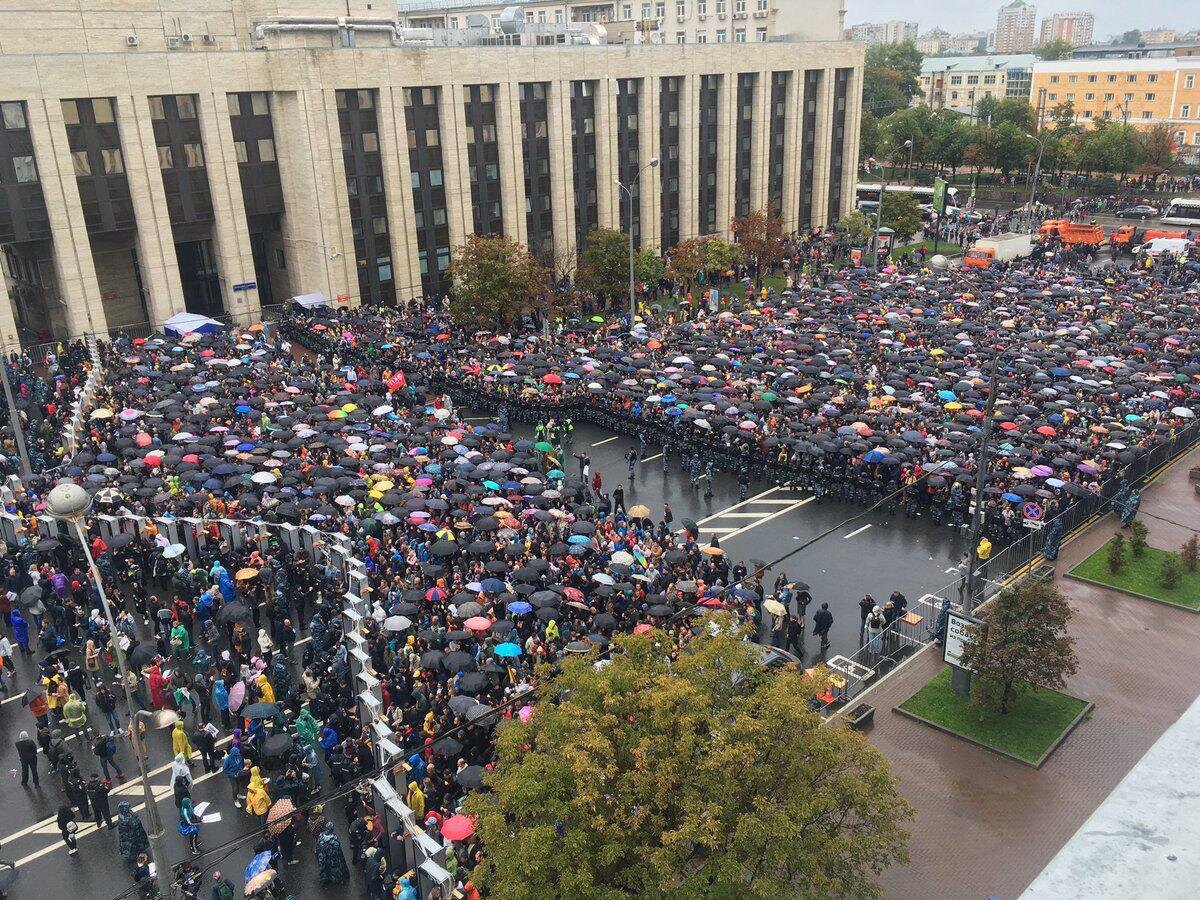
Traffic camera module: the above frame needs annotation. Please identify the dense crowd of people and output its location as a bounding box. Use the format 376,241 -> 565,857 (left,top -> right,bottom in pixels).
1,242 -> 1198,898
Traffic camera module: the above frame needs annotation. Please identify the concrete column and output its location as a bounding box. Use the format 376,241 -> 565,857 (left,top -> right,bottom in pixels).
115,95 -> 186,331
197,92 -> 261,325
678,74 -> 698,241
642,79 -> 660,249
441,84 -> 472,249
377,87 -> 420,300
495,82 -> 526,246
811,68 -> 836,228
595,79 -> 618,231
750,71 -> 771,215
781,71 -> 803,233
715,73 -> 735,236
26,100 -> 107,338
547,80 -> 575,269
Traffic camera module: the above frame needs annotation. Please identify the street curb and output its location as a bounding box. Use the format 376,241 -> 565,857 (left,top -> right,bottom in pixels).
1062,572 -> 1200,614
892,694 -> 1094,769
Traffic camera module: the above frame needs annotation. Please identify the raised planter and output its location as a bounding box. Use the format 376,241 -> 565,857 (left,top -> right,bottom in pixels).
845,703 -> 875,731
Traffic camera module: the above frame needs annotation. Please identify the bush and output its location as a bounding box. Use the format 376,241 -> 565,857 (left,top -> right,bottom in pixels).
1129,520 -> 1148,557
1159,553 -> 1183,590
1181,535 -> 1199,573
1106,533 -> 1126,574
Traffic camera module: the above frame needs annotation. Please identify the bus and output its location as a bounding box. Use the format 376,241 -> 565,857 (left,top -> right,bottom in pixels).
1160,197 -> 1200,228
855,183 -> 959,206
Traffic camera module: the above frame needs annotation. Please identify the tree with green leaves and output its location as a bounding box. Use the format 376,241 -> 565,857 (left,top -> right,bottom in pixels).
959,579 -> 1079,714
989,122 -> 1037,178
1037,38 -> 1075,60
927,111 -> 974,178
1159,553 -> 1183,589
1107,532 -> 1126,573
731,208 -> 785,288
577,228 -> 631,303
836,210 -> 874,248
992,98 -> 1037,133
1079,122 -> 1142,176
862,40 -> 924,116
1129,520 -> 1148,557
1180,535 -> 1199,573
879,193 -> 924,243
701,235 -> 744,278
449,234 -> 547,328
1136,123 -> 1179,175
467,623 -> 913,898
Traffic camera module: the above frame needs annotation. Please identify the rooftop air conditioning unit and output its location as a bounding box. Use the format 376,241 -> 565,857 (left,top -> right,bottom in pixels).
202,33 -> 217,45
180,32 -> 193,43
165,35 -> 181,48
125,34 -> 140,47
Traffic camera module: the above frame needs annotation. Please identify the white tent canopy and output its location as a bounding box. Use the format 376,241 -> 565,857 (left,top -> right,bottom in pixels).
163,311 -> 226,338
292,292 -> 329,309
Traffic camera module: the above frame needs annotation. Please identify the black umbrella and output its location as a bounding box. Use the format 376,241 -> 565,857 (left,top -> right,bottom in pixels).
455,765 -> 487,790
126,643 -> 159,669
217,602 -> 252,624
430,736 -> 463,757
242,702 -> 280,719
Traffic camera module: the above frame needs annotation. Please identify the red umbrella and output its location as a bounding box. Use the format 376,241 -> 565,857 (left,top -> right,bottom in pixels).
541,373 -> 563,385
441,814 -> 476,841
1036,425 -> 1057,436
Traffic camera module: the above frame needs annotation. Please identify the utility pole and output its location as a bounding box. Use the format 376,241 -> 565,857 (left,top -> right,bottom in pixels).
615,157 -> 658,326
0,340 -> 32,478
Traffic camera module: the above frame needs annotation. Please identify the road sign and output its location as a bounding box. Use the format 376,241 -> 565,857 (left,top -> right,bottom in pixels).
943,611 -> 979,670
231,281 -> 256,292
1022,501 -> 1044,521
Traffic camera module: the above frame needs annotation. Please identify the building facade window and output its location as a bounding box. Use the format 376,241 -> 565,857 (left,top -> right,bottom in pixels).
463,83 -> 504,237
570,80 -> 599,251
659,76 -> 681,248
734,73 -> 755,217
616,78 -> 643,245
799,69 -> 820,228
697,74 -> 720,234
341,88 -> 394,304
827,68 -> 850,222
520,82 -> 554,263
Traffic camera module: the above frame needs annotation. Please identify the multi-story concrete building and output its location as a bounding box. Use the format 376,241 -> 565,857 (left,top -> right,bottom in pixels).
1140,28 -> 1178,45
396,0 -> 846,46
994,0 -> 1037,53
848,20 -> 918,47
1030,57 -> 1200,160
1038,12 -> 1094,48
920,54 -> 1037,111
0,0 -> 862,344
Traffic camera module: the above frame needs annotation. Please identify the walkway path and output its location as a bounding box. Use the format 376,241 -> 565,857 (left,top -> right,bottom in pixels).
862,443 -> 1200,899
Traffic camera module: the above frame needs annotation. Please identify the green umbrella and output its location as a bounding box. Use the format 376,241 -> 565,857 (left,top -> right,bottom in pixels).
761,391 -> 777,402
534,441 -> 554,452
590,315 -> 604,323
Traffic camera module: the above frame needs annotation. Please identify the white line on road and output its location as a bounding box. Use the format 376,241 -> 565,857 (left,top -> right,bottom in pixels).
720,496 -> 814,544
843,524 -> 873,539
641,453 -> 662,463
592,436 -> 618,447
699,526 -> 739,534
709,511 -> 778,519
691,487 -> 783,526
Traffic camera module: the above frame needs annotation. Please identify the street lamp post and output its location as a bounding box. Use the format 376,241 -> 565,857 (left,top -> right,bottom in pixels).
615,157 -> 658,325
865,157 -> 886,270
47,482 -> 176,896
1025,131 -> 1047,234
0,346 -> 32,478
904,138 -> 914,184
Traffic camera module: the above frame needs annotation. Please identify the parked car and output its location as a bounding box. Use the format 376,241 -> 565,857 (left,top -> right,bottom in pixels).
1114,205 -> 1159,219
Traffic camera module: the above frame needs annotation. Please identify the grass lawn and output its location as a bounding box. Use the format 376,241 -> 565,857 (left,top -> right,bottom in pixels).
898,667 -> 1087,764
1070,540 -> 1200,609
724,275 -> 788,300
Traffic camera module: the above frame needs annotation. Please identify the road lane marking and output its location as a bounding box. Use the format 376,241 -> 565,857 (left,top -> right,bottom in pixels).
709,511 -> 779,518
592,436 -> 618,447
721,496 -> 814,544
690,487 -> 783,526
843,524 -> 873,539
699,526 -> 738,534
641,453 -> 662,463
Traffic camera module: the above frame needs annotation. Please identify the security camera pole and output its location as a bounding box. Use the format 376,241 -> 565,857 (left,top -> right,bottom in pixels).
47,481 -> 177,896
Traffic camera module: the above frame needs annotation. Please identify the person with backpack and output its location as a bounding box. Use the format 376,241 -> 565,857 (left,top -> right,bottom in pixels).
93,730 -> 125,781
210,872 -> 235,900
86,772 -> 114,828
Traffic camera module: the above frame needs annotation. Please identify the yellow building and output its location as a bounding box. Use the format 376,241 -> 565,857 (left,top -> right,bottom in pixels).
1030,58 -> 1200,160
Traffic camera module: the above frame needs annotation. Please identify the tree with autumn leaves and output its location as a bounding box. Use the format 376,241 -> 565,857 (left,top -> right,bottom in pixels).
449,234 -> 548,328
959,578 -> 1078,714
467,622 -> 913,898
731,208 -> 786,289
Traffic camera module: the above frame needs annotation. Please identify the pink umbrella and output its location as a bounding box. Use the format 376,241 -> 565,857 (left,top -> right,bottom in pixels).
228,680 -> 246,712
1030,465 -> 1053,477
463,617 -> 491,632
517,705 -> 534,723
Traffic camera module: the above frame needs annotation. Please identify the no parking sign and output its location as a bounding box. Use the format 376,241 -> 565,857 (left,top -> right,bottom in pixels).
1022,501 -> 1045,529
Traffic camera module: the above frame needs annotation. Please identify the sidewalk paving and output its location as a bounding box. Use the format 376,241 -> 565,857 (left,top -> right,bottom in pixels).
867,445 -> 1200,899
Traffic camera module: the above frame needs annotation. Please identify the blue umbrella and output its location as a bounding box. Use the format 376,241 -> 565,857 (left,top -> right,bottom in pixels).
567,534 -> 592,545
507,601 -> 532,615
480,577 -> 505,594
937,390 -> 956,401
494,642 -> 522,658
245,850 -> 273,881
863,449 -> 886,464
1002,492 -> 1023,502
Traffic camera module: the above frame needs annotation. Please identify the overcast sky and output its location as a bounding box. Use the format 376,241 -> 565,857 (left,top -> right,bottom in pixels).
845,1 -> 1195,40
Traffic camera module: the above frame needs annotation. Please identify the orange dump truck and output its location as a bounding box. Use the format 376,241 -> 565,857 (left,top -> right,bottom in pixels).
1039,221 -> 1106,249
1110,225 -> 1187,250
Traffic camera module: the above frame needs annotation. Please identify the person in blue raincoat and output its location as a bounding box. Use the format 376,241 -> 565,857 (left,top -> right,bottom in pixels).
213,677 -> 231,729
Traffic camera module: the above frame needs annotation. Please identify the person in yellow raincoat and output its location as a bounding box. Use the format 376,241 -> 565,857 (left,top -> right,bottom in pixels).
255,673 -> 275,705
171,721 -> 193,761
245,766 -> 272,821
406,779 -> 425,821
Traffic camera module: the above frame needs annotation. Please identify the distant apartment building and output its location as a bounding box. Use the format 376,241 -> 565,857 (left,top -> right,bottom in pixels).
1031,57 -> 1200,160
1038,12 -> 1093,47
917,28 -> 989,56
920,54 -> 1036,111
1072,39 -> 1200,60
1140,27 -> 1177,44
994,0 -> 1037,53
849,20 -> 918,46
396,0 -> 847,45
